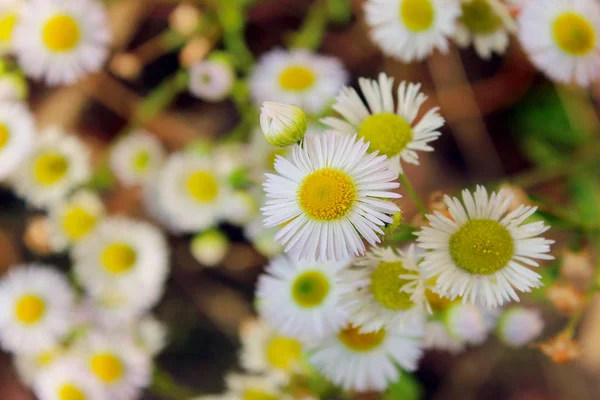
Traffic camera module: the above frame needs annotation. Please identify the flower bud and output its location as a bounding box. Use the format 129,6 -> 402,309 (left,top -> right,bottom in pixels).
189,59 -> 235,102
539,332 -> 581,364
260,102 -> 308,147
444,303 -> 490,345
497,307 -> 544,347
191,229 -> 229,267
547,283 -> 585,315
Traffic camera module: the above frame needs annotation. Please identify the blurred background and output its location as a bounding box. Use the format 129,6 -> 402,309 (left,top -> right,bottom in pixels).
1,0 -> 600,399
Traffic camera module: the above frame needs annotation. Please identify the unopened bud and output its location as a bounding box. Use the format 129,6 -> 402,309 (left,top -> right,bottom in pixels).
444,303 -> 489,345
110,53 -> 142,80
539,332 -> 581,364
191,229 -> 229,267
260,102 -> 308,147
497,307 -> 544,347
24,217 -> 52,255
547,283 -> 585,315
169,3 -> 201,37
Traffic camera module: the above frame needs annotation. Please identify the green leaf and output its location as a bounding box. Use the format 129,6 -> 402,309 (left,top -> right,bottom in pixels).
326,0 -> 353,24
382,371 -> 423,400
569,172 -> 600,225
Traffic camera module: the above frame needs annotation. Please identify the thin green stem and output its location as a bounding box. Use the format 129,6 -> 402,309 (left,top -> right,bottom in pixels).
398,173 -> 427,216
150,367 -> 197,400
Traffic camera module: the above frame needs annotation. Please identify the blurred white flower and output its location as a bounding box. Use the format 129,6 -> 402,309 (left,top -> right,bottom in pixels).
497,306 -> 544,347
0,101 -> 35,180
0,0 -> 24,54
34,356 -> 106,400
189,59 -> 235,102
422,321 -> 465,354
109,130 -> 165,187
191,229 -> 229,267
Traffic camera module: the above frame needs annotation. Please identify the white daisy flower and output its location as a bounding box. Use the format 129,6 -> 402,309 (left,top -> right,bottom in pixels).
443,303 -> 492,345
0,101 -> 35,180
156,151 -> 230,233
239,318 -> 305,383
0,265 -> 75,354
47,190 -> 104,252
189,59 -> 235,102
134,315 -> 168,356
13,0 -> 110,86
13,344 -> 64,386
416,185 -> 554,308
454,0 -> 517,60
322,73 -> 444,174
249,48 -> 348,115
12,126 -> 91,208
364,0 -> 461,63
339,245 -> 430,334
78,334 -> 152,400
309,322 -> 423,393
262,132 -> 401,262
72,217 -> 169,306
0,0 -> 23,54
109,130 -> 165,187
422,321 -> 465,354
256,255 -> 351,340
518,0 -> 600,86
81,286 -> 159,328
496,306 -> 544,347
225,373 -> 285,400
34,356 -> 106,400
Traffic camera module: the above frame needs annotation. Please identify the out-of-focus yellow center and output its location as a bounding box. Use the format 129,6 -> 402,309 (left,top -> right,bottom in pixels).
0,13 -> 17,43
459,0 -> 503,35
34,152 -> 69,186
36,349 -> 59,366
338,325 -> 386,352
61,206 -> 98,240
370,261 -> 416,310
42,14 -> 81,52
132,150 -> 150,173
90,353 -> 124,384
266,336 -> 302,370
291,270 -> 330,308
14,294 -> 46,324
553,13 -> 596,55
0,123 -> 10,150
298,168 -> 356,221
58,384 -> 87,400
278,65 -> 316,91
186,170 -> 219,203
400,0 -> 435,32
358,113 -> 413,157
101,242 -> 137,274
243,390 -> 278,400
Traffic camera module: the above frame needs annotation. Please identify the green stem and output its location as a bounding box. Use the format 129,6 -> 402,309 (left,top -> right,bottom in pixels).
150,367 -> 197,400
398,173 -> 427,216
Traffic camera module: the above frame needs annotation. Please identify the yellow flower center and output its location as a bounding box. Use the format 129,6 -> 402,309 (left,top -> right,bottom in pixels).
338,325 -> 386,352
132,150 -> 150,173
266,336 -> 302,370
278,65 -> 316,91
243,390 -> 278,400
185,170 -> 219,203
36,349 -> 59,366
101,242 -> 137,274
292,270 -> 330,308
298,168 -> 356,221
58,384 -> 87,400
61,206 -> 98,240
400,0 -> 435,32
449,219 -> 514,275
553,13 -> 596,56
34,152 -> 69,186
358,113 -> 413,157
14,294 -> 46,325
0,123 -> 10,150
370,261 -> 416,310
459,0 -> 503,34
90,353 -> 124,384
42,14 -> 81,52
0,12 -> 17,43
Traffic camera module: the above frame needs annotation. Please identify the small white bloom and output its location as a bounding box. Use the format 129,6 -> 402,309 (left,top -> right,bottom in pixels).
12,126 -> 91,208
260,101 -> 308,147
365,0 -> 461,63
0,0 -> 24,54
256,255 -> 350,340
0,101 -> 35,180
134,315 -> 168,356
156,151 -> 231,233
309,322 -> 423,392
262,132 -> 401,262
13,344 -> 64,386
13,0 -> 110,85
34,356 -> 106,400
339,245 -> 430,333
518,0 -> 600,86
416,185 -> 554,308
322,73 -> 444,174
496,306 -> 544,347
109,130 -> 165,187
249,48 -> 347,115
454,0 -> 517,60
46,190 -> 104,252
239,318 -> 305,383
189,59 -> 235,102
72,217 -> 169,308
422,321 -> 465,354
444,303 -> 493,345
190,229 -> 229,267
0,265 -> 75,354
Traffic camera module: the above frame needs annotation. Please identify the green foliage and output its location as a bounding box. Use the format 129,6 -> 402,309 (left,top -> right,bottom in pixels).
569,172 -> 600,225
382,371 -> 423,400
